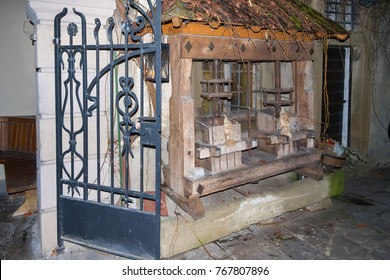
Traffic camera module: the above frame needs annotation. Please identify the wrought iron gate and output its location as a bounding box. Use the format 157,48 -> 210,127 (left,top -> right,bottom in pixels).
54,0 -> 165,259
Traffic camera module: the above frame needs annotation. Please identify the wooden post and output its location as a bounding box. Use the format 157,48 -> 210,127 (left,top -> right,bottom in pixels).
294,60 -> 314,130
167,35 -> 195,197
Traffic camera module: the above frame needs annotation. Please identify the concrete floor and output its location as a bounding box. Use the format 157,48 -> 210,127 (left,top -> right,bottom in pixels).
1,163 -> 390,260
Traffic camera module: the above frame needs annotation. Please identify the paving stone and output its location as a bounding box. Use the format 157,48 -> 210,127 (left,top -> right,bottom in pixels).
366,191 -> 390,207
370,247 -> 390,260
0,222 -> 15,246
215,231 -> 292,260
349,176 -> 383,186
217,229 -> 253,244
226,240 -> 291,260
327,221 -> 386,250
327,234 -> 363,259
276,237 -> 328,260
377,210 -> 390,220
344,211 -> 390,234
285,225 -> 335,254
248,224 -> 282,237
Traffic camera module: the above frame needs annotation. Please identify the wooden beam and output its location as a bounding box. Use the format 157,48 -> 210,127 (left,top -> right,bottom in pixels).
172,17 -> 183,28
196,142 -> 221,158
196,139 -> 257,159
294,60 -> 315,130
187,149 -> 321,196
166,36 -> 195,197
162,184 -> 205,220
162,22 -> 315,42
175,34 -> 314,61
295,164 -> 324,181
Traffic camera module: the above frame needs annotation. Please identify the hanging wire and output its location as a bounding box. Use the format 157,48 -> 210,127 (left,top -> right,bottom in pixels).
321,39 -> 330,140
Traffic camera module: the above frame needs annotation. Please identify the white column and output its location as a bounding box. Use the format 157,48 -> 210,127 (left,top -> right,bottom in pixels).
27,0 -> 115,256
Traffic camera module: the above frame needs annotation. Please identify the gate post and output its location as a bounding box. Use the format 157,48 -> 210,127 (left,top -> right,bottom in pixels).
28,0 -> 116,257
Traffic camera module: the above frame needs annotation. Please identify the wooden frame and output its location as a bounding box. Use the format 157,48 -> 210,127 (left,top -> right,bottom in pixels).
163,26 -> 321,219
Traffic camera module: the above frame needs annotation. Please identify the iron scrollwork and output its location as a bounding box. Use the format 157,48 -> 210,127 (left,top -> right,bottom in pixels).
114,3 -> 148,158
60,19 -> 86,197
116,76 -> 139,157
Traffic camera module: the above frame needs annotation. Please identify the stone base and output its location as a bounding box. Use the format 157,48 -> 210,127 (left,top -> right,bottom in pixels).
304,197 -> 333,212
161,171 -> 343,258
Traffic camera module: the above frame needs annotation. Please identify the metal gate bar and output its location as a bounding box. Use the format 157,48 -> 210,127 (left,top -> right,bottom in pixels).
54,0 -> 164,259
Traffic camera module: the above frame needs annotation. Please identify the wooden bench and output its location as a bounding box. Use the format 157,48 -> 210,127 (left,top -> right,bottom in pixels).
0,117 -> 37,194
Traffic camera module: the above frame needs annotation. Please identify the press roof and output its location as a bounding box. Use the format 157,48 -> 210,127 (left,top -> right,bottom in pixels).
161,0 -> 349,40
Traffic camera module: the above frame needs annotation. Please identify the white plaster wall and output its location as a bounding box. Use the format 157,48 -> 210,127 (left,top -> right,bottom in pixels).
0,0 -> 35,117
368,34 -> 390,164
366,3 -> 390,164
161,78 -> 171,168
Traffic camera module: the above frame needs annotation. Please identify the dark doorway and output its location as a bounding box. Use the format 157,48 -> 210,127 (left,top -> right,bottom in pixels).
322,46 -> 351,146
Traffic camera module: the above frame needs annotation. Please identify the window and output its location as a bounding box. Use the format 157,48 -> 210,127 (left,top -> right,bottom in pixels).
325,0 -> 360,31
198,61 -> 257,116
